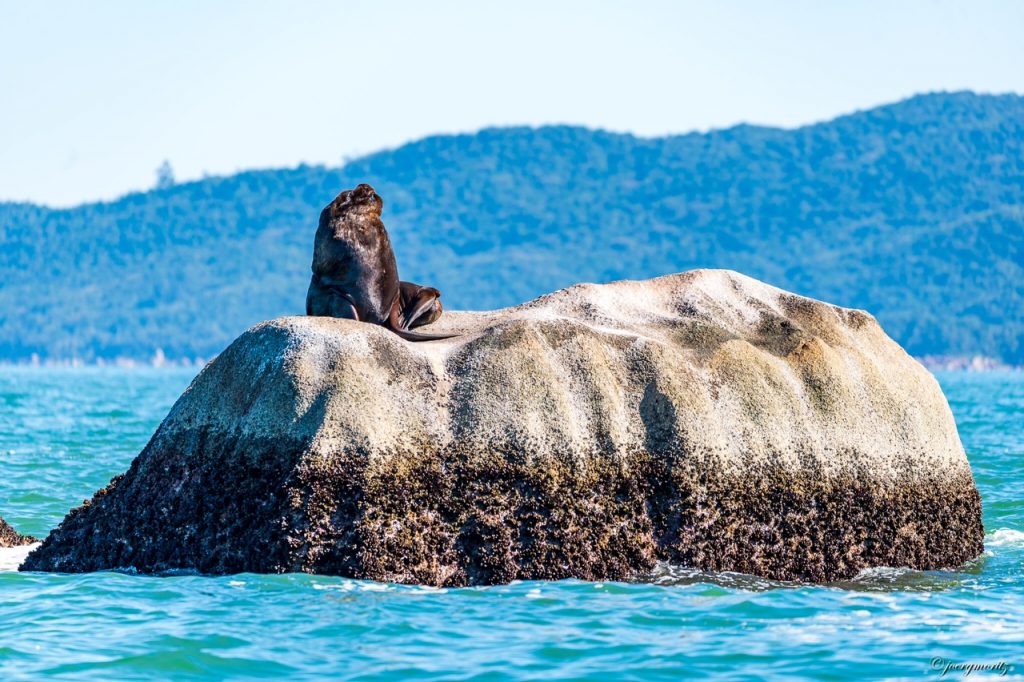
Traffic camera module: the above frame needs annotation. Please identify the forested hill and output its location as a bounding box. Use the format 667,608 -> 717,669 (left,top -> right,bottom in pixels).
1,91 -> 1022,364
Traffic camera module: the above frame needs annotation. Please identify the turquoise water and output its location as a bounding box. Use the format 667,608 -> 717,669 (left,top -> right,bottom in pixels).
1,368 -> 1022,680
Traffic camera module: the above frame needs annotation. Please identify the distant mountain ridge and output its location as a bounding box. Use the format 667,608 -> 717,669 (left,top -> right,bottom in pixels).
1,91 -> 1022,363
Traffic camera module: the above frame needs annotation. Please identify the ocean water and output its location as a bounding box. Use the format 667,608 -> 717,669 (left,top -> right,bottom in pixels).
1,367 -> 1021,681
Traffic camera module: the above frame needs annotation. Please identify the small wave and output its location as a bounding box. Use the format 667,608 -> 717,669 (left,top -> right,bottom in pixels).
851,566 -> 915,581
0,542 -> 40,571
647,561 -> 977,593
835,564 -> 979,593
986,528 -> 1024,548
310,579 -> 415,593
648,562 -> 793,591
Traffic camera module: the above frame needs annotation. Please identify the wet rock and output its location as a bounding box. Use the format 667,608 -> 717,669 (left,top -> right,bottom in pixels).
0,516 -> 36,548
22,270 -> 984,583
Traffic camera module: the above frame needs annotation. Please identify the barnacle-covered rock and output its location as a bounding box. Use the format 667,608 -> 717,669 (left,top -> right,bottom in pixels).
22,270 -> 984,583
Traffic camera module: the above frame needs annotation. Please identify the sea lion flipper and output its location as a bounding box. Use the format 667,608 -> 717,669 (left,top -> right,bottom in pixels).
390,327 -> 461,342
408,298 -> 440,328
308,275 -> 361,320
398,281 -> 443,330
387,297 -> 458,341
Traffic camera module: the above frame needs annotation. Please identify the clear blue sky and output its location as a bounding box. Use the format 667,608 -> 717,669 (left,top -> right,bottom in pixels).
2,0 -> 1021,206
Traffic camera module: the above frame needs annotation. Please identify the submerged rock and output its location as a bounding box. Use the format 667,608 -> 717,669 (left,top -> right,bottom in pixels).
0,516 -> 36,548
22,270 -> 983,583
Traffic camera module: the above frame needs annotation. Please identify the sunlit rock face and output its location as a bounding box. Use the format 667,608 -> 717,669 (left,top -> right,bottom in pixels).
22,270 -> 984,584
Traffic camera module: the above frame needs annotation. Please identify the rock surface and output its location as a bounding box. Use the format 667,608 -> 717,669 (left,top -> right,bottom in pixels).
0,516 -> 36,549
22,270 -> 984,583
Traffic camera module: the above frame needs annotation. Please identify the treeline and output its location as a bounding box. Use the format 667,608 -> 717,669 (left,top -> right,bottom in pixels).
0,91 -> 1021,363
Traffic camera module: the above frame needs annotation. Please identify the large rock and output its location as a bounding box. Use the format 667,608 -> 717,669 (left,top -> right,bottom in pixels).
23,270 -> 983,583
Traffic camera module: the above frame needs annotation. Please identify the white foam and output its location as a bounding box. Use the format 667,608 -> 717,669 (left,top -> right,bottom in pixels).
0,542 -> 40,571
986,528 -> 1024,548
851,566 -> 914,581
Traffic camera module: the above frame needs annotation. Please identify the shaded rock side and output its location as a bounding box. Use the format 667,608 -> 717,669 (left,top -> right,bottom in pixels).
1,516 -> 36,548
22,270 -> 984,583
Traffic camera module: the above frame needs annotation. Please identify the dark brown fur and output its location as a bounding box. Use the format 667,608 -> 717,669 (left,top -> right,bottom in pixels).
305,184 -> 455,341
398,281 -> 443,329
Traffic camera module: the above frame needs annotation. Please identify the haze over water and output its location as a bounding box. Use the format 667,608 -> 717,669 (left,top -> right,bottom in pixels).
0,368 -> 1021,680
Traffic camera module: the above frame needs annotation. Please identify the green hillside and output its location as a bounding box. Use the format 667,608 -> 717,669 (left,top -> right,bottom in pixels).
1,91 -> 1021,363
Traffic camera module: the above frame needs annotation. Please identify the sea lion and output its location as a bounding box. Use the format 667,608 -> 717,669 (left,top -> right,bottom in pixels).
305,184 -> 456,341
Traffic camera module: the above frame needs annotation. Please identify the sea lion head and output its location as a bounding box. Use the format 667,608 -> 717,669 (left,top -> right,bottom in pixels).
324,183 -> 384,221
